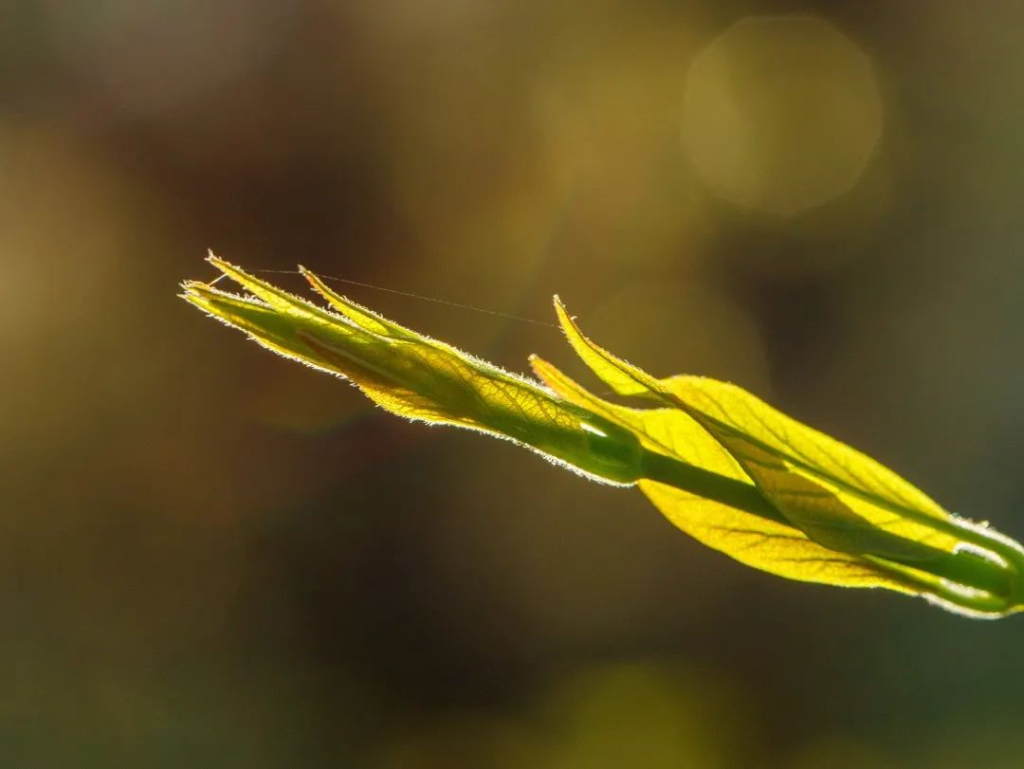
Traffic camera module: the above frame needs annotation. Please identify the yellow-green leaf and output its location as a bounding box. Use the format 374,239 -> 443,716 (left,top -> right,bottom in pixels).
529,355 -> 919,591
554,298 -> 1024,617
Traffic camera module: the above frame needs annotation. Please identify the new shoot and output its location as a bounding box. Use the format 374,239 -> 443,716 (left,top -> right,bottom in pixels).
182,255 -> 1024,618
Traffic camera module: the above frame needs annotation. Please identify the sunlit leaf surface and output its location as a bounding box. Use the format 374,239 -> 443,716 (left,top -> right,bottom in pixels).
183,257 -> 1024,618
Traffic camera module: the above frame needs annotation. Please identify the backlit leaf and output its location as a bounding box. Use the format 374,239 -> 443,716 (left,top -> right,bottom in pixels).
553,298 -> 1024,616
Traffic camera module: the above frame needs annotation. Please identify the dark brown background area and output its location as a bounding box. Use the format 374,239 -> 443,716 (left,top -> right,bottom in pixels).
3,2 -> 1024,766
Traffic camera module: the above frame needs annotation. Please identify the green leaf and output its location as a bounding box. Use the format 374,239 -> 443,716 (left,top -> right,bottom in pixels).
553,297 -> 1024,617
182,257 -> 1024,618
529,355 -> 920,593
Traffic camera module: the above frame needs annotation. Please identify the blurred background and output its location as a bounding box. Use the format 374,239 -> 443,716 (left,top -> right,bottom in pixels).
3,1 -> 1024,766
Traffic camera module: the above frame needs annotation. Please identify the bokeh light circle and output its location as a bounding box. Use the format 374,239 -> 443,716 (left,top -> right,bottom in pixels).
682,15 -> 884,216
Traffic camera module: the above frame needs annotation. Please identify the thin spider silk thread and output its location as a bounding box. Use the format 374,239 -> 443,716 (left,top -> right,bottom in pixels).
248,268 -> 560,330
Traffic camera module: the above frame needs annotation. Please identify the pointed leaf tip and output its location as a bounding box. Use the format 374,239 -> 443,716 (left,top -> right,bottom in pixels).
552,298 -> 660,399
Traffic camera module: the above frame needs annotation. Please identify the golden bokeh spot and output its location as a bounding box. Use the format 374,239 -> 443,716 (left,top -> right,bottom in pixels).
682,15 -> 883,216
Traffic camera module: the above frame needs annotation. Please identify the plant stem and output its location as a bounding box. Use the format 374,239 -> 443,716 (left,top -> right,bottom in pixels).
641,447 -> 1018,608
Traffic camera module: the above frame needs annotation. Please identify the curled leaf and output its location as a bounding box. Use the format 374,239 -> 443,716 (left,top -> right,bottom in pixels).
183,256 -> 646,485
